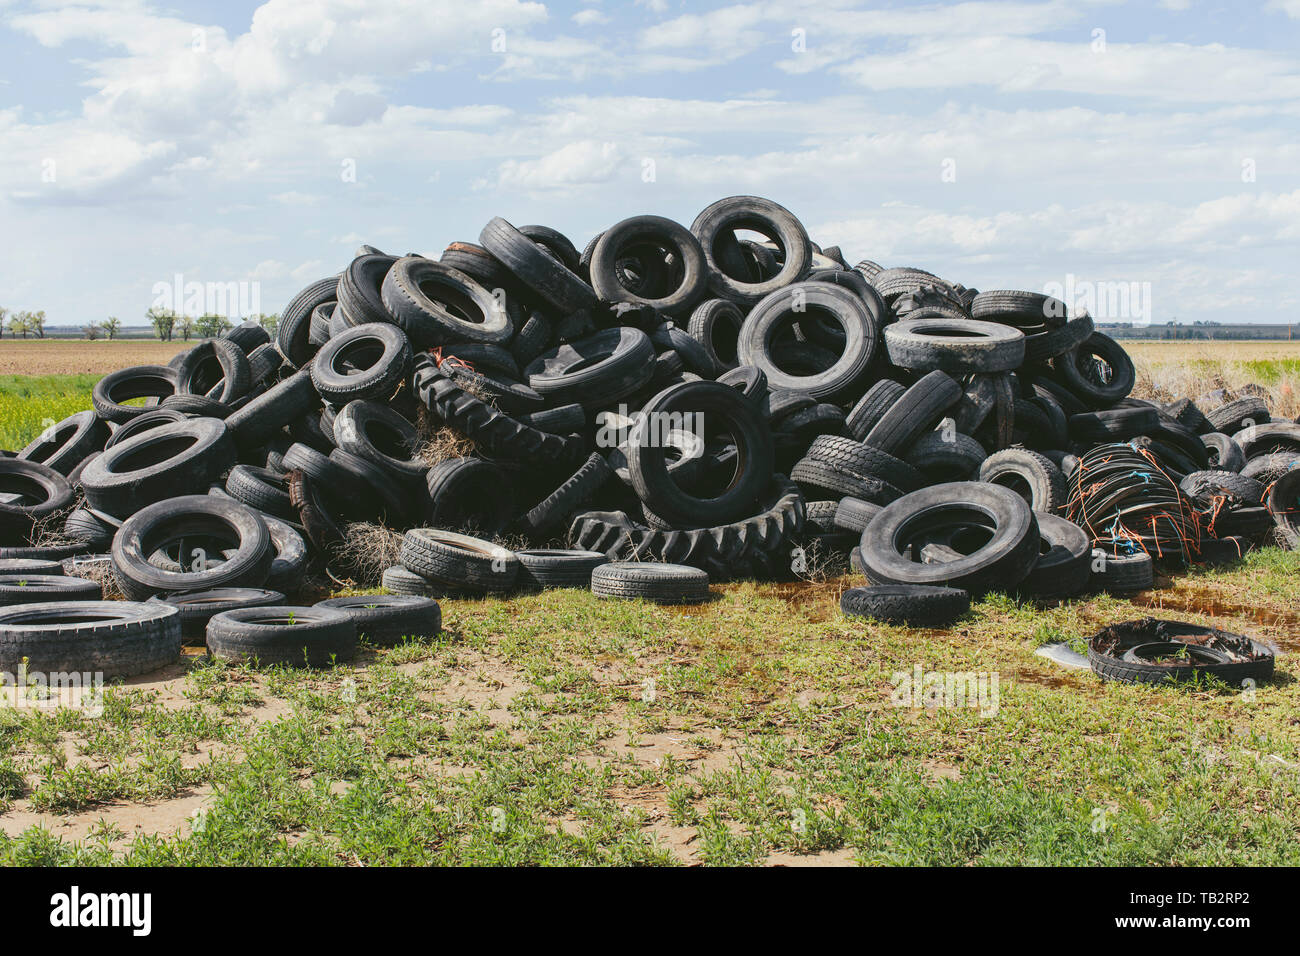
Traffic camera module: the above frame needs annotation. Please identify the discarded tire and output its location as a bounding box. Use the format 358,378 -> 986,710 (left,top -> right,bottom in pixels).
1088,618 -> 1274,686
0,601 -> 181,679
591,562 -> 710,604
840,584 -> 970,627
206,605 -> 357,667
314,594 -> 441,646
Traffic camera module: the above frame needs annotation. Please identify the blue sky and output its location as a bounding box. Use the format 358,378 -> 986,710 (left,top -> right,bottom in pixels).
0,0 -> 1297,326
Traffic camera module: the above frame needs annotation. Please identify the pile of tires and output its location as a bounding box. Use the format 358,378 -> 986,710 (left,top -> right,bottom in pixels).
0,195 -> 1294,643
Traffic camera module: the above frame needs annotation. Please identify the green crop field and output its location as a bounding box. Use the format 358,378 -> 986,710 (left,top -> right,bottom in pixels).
0,375 -> 99,453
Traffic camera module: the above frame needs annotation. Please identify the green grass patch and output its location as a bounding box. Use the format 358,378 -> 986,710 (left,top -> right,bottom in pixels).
0,553 -> 1297,866
0,374 -> 98,450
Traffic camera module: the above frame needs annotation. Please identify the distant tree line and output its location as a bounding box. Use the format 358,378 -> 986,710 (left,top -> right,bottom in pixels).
1,305 -> 279,342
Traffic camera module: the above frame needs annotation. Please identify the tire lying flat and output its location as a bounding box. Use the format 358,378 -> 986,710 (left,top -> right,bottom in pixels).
206,605 -> 357,667
840,585 -> 970,627
314,595 -> 441,646
591,562 -> 711,605
0,600 -> 181,679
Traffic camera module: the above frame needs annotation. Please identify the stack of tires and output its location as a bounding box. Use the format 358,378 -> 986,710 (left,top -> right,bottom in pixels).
0,195 -> 1294,652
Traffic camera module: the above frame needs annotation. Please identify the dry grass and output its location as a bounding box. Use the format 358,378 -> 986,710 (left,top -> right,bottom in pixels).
0,339 -> 189,375
414,423 -> 476,467
62,556 -> 123,600
1128,341 -> 1300,420
332,522 -> 405,586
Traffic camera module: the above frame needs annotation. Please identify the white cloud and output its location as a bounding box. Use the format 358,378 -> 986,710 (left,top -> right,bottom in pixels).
495,139 -> 624,190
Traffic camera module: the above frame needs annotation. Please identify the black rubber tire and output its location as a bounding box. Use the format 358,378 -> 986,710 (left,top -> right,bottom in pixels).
226,368 -> 321,448
439,343 -> 518,379
800,434 -> 923,491
336,253 -> 398,329
525,327 -> 655,409
1068,407 -> 1159,442
591,561 -> 711,605
479,217 -> 598,314
863,370 -> 963,456
150,587 -> 285,644
1087,618 -> 1273,686
737,282 -> 878,401
159,393 -> 232,419
1207,396 -> 1269,435
1266,467 -> 1300,541
314,594 -> 441,646
102,408 -> 188,450
1180,470 -> 1265,505
330,400 -> 424,485
381,565 -> 444,597
1201,432 -> 1245,473
841,379 -> 903,440
1022,313 -> 1095,364
518,224 -> 581,270
0,600 -> 181,679
859,481 -> 1040,597
629,380 -> 773,528
1165,398 -> 1212,436
224,464 -> 296,520
0,574 -> 101,604
425,457 -> 516,536
904,428 -> 987,482
175,338 -> 251,404
18,411 -> 111,476
519,452 -> 613,537
686,299 -> 744,373
263,514 -> 307,595
0,459 -> 75,542
590,215 -> 708,315
840,584 -> 970,627
111,495 -> 273,601
970,290 -> 1067,328
1235,421 -> 1300,460
1089,549 -> 1153,593
520,403 -> 586,436
62,508 -> 117,548
650,323 -> 714,379
0,557 -> 64,576
570,477 -> 803,581
1052,332 -> 1135,409
310,322 -> 412,404
400,528 -> 519,594
1018,513 -> 1091,598
80,417 -> 236,518
418,373 -> 584,468
224,319 -> 271,354
278,276 -> 341,367
510,310 -> 554,367
884,318 -> 1025,374
1241,452 -> 1300,484
381,256 -> 512,349
207,605 -> 356,667
833,497 -> 883,534
516,549 -> 608,590
92,365 -> 179,424
691,196 -> 812,306
978,448 -> 1068,515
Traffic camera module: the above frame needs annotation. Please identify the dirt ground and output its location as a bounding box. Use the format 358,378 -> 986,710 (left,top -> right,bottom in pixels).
0,339 -> 190,375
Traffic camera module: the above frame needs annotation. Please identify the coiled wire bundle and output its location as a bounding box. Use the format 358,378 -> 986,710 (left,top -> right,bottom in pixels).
1067,442 -> 1201,564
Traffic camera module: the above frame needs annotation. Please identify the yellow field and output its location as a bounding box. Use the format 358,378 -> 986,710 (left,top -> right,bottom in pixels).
0,338 -> 190,375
